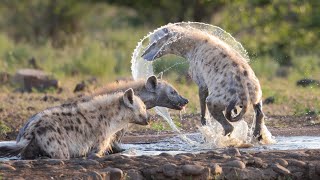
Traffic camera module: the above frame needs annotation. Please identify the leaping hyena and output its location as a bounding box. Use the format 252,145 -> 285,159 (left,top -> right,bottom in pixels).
142,23 -> 265,140
0,89 -> 149,159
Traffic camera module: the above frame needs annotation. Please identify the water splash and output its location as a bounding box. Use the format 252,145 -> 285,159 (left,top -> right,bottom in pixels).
131,22 -> 275,148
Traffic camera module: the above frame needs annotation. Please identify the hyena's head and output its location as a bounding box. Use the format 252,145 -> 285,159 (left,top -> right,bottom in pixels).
123,88 -> 149,125
143,75 -> 189,110
141,24 -> 195,61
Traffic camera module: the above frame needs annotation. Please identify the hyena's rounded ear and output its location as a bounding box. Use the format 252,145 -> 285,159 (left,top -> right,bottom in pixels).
123,88 -> 134,108
145,75 -> 157,92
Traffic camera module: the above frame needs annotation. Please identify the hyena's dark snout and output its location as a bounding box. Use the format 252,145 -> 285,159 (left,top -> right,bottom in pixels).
138,113 -> 150,125
179,97 -> 189,106
175,96 -> 189,110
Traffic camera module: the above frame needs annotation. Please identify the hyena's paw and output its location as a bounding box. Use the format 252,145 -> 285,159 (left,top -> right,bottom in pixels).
201,117 -> 207,126
109,142 -> 125,154
253,129 -> 263,141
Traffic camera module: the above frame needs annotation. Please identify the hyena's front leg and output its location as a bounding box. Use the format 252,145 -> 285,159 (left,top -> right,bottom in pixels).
253,101 -> 265,141
88,138 -> 112,158
109,129 -> 126,154
199,86 -> 208,125
206,97 -> 234,136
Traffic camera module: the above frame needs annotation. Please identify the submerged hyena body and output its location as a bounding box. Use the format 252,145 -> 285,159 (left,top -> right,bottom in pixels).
142,23 -> 265,140
1,89 -> 148,159
15,76 -> 188,154
69,75 -> 189,153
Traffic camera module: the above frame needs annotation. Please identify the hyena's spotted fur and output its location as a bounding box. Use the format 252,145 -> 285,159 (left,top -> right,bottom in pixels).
0,89 -> 148,159
142,23 -> 265,140
65,75 -> 189,153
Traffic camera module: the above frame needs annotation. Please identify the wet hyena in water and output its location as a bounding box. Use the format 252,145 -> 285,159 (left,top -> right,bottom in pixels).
142,23 -> 265,140
15,75 -> 189,154
0,89 -> 149,159
65,75 -> 189,153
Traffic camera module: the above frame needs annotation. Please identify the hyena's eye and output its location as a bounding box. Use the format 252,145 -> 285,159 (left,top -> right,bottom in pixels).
170,90 -> 177,95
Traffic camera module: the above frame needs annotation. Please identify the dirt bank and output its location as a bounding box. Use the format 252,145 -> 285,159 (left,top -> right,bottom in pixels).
1,148 -> 320,179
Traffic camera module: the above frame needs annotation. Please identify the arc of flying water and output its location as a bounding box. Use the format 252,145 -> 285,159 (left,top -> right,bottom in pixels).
131,22 -> 253,147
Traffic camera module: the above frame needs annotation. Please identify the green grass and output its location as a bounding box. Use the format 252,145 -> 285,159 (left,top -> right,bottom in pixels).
0,121 -> 11,136
0,3 -> 318,119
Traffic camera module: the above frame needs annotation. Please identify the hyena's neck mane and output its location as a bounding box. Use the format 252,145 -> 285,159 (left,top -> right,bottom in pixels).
92,79 -> 145,96
78,92 -> 131,130
174,27 -> 245,62
80,93 -> 123,116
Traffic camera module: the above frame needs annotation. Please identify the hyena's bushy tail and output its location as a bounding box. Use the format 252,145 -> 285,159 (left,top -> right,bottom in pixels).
0,143 -> 24,157
225,77 -> 250,122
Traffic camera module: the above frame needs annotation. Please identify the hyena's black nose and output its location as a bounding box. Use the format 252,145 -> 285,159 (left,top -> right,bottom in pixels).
183,98 -> 189,105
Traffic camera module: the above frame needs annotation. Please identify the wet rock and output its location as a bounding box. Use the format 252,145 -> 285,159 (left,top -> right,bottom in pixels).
250,157 -> 267,169
70,159 -> 100,167
209,163 -> 222,175
40,159 -> 65,166
223,147 -> 241,156
316,164 -> 320,175
162,163 -> 177,177
293,172 -> 305,179
12,161 -> 32,168
274,158 -> 288,167
87,171 -> 103,180
230,157 -> 241,161
288,159 -> 308,168
101,167 -> 123,180
179,153 -> 196,158
13,69 -> 59,92
102,154 -> 124,161
159,152 -> 173,158
72,165 -> 87,172
264,96 -> 275,104
225,160 -> 246,169
142,167 -> 158,179
182,164 -> 204,175
214,154 -> 231,159
174,154 -> 191,160
0,164 -> 16,171
126,169 -> 144,180
308,163 -> 320,179
271,163 -> 291,175
296,78 -> 320,87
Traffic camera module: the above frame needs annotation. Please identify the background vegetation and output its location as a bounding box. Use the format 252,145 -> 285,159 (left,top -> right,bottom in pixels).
0,0 -> 319,118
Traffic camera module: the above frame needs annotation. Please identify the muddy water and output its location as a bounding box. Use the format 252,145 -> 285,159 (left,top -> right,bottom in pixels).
1,135 -> 319,160
121,134 -> 320,156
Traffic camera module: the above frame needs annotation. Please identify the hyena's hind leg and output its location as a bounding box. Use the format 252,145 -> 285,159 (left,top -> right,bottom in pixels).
20,138 -> 43,159
31,129 -> 70,159
206,98 -> 234,136
39,135 -> 69,159
199,86 -> 208,125
253,101 -> 265,141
